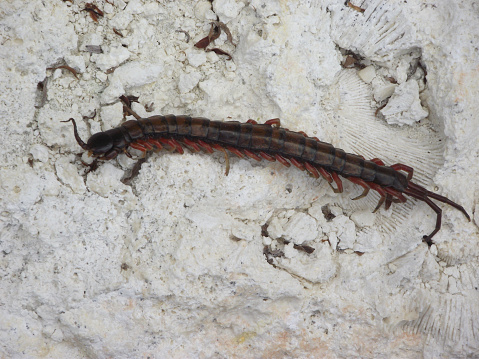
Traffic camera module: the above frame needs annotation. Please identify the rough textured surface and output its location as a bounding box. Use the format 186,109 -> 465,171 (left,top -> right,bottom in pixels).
1,0 -> 478,358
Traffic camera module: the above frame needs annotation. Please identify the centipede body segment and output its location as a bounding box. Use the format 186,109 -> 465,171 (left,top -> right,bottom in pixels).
63,103 -> 470,245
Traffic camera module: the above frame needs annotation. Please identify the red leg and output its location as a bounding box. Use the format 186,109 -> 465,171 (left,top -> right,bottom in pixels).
247,119 -> 258,124
170,139 -> 184,154
226,146 -> 245,158
384,193 -> 404,210
384,187 -> 407,203
331,172 -> 343,193
275,154 -> 291,167
259,151 -> 276,161
243,149 -> 262,161
317,167 -> 333,184
130,143 -> 147,152
368,182 -> 387,212
137,140 -> 154,150
159,138 -> 183,153
148,139 -> 163,150
183,138 -> 201,152
370,158 -> 385,166
304,162 -> 320,178
385,194 -> 393,210
391,163 -> 414,181
264,118 -> 281,127
159,138 -> 175,152
290,158 -> 305,171
197,140 -> 214,153
347,177 -> 370,200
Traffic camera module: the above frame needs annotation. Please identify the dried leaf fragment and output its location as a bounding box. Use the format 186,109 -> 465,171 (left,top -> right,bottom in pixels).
47,65 -> 79,80
85,45 -> 103,54
176,30 -> 190,43
83,3 -> 104,22
113,28 -> 124,37
194,23 -> 220,48
342,55 -> 357,68
35,78 -> 48,109
206,48 -> 232,60
346,1 -> 365,13
212,21 -> 236,46
119,95 -> 140,118
82,109 -> 97,120
121,157 -> 147,185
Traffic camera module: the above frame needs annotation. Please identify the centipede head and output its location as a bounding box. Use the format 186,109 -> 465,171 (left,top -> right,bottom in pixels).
62,118 -> 114,156
86,132 -> 114,155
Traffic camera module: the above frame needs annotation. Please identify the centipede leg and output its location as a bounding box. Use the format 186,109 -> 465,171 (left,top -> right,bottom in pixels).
121,156 -> 148,185
347,177 -> 370,200
259,151 -> 276,161
368,183 -> 387,212
330,172 -> 343,193
243,149 -> 262,161
391,163 -> 414,181
384,187 -> 407,203
197,140 -> 214,153
159,139 -> 175,152
370,158 -> 413,203
227,146 -> 245,158
170,139 -> 184,154
385,194 -> 393,210
148,139 -> 164,151
130,142 -> 148,152
137,140 -> 154,150
317,167 -> 333,184
373,197 -> 386,213
290,158 -> 305,171
159,138 -> 184,154
81,158 -> 100,174
405,192 -> 442,246
304,162 -> 320,178
403,183 -> 450,245
421,197 -> 442,246
297,131 -> 320,141
370,158 -> 385,166
275,154 -> 291,167
264,118 -> 281,127
183,138 -> 201,152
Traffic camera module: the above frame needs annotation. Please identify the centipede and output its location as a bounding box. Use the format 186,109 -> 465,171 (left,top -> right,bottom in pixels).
63,100 -> 470,245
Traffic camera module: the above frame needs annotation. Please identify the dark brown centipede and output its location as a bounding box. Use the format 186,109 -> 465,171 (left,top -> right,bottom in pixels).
63,104 -> 470,245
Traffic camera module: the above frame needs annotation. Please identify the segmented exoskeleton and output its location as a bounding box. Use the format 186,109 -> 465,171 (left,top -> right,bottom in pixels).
64,103 -> 470,245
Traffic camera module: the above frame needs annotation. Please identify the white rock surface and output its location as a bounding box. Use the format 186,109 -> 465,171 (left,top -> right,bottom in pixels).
380,79 -> 429,126
358,65 -> 376,83
1,0 -> 478,358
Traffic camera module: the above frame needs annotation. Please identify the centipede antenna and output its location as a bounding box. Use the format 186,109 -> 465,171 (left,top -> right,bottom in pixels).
61,118 -> 89,150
